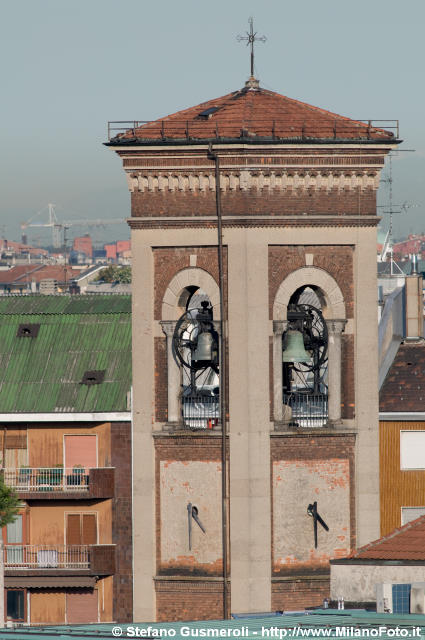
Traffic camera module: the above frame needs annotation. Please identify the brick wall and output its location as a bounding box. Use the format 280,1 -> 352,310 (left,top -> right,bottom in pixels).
153,247 -> 227,320
341,335 -> 355,419
268,245 -> 354,320
132,188 -> 377,218
155,579 -> 228,621
111,422 -> 133,622
272,578 -> 330,611
123,149 -> 386,168
155,337 -> 168,422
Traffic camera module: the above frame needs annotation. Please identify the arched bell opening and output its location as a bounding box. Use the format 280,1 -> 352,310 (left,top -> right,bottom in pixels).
172,286 -> 220,430
282,286 -> 329,428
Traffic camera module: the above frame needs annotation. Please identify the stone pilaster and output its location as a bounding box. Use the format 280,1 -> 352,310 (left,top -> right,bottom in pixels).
160,320 -> 180,425
272,320 -> 287,423
326,319 -> 347,424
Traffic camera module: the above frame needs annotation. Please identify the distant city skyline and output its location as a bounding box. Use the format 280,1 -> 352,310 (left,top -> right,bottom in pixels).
2,0 -> 424,242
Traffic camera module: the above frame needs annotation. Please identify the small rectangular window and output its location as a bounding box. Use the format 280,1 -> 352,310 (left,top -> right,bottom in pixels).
400,431 -> 425,470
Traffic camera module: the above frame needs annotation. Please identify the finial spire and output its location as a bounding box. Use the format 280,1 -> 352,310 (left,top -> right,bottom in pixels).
237,17 -> 266,81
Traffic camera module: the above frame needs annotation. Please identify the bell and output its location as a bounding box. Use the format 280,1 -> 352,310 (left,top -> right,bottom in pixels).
193,331 -> 213,364
282,330 -> 311,363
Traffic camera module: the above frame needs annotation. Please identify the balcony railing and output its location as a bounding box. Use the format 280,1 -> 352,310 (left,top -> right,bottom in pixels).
182,394 -> 220,430
3,468 -> 90,492
282,392 -> 328,428
4,545 -> 89,569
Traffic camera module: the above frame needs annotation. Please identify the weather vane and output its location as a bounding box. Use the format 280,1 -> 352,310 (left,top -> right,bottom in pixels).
237,17 -> 266,78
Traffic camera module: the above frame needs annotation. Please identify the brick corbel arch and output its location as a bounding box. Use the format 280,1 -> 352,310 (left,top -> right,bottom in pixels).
273,266 -> 346,321
161,267 -> 220,321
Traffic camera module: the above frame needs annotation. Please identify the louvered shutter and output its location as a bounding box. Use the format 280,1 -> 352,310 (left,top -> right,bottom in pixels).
82,514 -> 97,545
66,591 -> 98,623
66,514 -> 81,545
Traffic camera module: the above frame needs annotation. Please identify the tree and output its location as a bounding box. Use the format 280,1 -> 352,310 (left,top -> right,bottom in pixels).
94,265 -> 131,284
0,478 -> 20,528
0,477 -> 20,627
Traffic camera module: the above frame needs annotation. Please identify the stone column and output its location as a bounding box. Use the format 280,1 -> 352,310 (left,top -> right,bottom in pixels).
272,320 -> 287,423
326,319 -> 346,424
160,320 -> 181,424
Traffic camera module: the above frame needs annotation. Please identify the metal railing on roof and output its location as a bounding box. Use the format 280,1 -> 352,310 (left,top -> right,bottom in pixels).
107,119 -> 399,142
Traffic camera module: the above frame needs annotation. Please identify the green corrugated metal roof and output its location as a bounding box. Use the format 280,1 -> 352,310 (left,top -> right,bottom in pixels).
2,611 -> 425,639
0,296 -> 131,413
0,294 -> 131,315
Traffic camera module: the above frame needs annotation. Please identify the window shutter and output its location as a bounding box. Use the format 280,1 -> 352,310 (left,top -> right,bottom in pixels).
5,429 -> 27,449
64,435 -> 97,470
6,515 -> 22,544
82,514 -> 97,545
66,514 -> 81,545
66,591 -> 98,623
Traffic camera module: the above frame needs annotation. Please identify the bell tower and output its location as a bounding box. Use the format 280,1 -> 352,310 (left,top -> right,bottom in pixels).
107,79 -> 399,620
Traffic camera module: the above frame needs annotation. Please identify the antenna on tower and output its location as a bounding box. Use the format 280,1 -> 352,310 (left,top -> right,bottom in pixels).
378,153 -> 418,276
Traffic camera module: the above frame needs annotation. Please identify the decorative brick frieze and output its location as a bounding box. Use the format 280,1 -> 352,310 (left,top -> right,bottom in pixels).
122,152 -> 386,169
126,169 -> 380,194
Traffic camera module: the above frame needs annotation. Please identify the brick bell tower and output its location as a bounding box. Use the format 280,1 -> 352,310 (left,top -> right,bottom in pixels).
107,75 -> 399,621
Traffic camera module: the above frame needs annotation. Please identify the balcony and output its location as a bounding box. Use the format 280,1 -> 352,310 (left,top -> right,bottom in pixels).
4,544 -> 115,576
3,467 -> 114,499
282,392 -> 328,428
182,394 -> 220,430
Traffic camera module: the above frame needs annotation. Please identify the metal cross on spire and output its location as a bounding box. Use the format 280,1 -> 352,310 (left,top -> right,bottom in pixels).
237,17 -> 266,79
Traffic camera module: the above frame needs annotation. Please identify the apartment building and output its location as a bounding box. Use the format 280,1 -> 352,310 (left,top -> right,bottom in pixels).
0,294 -> 132,625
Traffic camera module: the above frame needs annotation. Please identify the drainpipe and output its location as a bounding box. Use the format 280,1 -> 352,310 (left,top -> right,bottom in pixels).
207,144 -> 229,619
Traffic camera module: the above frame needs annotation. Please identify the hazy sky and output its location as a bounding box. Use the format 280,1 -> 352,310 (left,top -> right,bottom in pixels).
2,0 -> 424,245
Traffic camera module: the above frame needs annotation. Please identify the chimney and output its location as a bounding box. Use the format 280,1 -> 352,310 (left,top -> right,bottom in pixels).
405,255 -> 423,340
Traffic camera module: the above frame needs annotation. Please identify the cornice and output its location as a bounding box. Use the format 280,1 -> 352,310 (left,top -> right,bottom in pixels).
128,215 -> 379,230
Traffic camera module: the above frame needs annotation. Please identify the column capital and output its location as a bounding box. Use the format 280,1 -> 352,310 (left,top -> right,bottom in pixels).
273,320 -> 288,335
160,320 -> 177,337
213,320 -> 221,335
326,319 -> 347,335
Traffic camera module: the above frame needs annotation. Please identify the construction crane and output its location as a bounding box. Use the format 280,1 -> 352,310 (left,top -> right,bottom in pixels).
20,204 -> 126,248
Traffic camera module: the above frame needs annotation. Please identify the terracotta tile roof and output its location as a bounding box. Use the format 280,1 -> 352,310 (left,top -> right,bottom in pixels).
351,515 -> 425,560
113,83 -> 395,143
0,265 -> 75,285
380,342 -> 425,412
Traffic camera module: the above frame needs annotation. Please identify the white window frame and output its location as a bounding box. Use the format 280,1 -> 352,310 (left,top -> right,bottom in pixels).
400,430 -> 425,470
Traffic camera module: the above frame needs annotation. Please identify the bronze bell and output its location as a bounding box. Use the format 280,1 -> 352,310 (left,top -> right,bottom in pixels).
282,330 -> 311,363
193,331 -> 213,363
